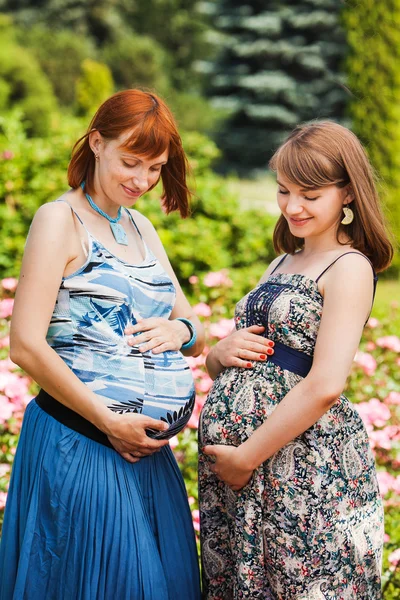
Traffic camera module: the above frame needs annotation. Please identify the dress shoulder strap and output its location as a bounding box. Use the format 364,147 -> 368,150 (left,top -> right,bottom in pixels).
270,254 -> 288,275
315,251 -> 377,284
56,199 -> 86,228
124,208 -> 143,239
56,199 -> 91,258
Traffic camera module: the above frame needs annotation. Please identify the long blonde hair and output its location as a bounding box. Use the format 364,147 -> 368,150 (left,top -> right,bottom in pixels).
269,121 -> 393,272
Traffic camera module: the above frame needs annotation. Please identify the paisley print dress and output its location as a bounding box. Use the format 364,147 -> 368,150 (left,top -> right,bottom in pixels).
199,266 -> 383,600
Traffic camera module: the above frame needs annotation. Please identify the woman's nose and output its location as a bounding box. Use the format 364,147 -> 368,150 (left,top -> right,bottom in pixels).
285,197 -> 304,215
132,172 -> 149,191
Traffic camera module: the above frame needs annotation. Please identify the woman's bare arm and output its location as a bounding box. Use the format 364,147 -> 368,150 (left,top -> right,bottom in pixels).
10,203 -> 169,459
125,210 -> 205,356
203,253 -> 374,487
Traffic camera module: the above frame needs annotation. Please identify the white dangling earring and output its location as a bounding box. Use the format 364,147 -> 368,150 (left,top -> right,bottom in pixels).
341,205 -> 354,225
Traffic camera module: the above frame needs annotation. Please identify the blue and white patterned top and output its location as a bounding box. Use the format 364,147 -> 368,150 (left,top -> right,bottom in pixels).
46,203 -> 195,438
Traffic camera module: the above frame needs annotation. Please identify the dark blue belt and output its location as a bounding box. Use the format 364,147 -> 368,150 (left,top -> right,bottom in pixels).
267,340 -> 313,378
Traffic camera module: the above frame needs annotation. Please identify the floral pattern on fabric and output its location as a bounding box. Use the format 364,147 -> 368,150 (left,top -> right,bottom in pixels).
199,273 -> 383,600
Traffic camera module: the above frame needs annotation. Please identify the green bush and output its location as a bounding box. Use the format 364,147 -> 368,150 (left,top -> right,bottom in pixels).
0,15 -> 57,137
102,35 -> 170,95
0,113 -> 276,298
75,59 -> 114,116
342,1 -> 400,275
0,110 -> 83,276
19,26 -> 96,106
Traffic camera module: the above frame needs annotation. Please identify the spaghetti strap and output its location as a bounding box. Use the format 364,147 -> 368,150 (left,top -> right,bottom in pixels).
315,251 -> 377,284
124,208 -> 143,239
315,251 -> 378,314
270,254 -> 288,275
56,199 -> 91,259
56,199 -> 86,228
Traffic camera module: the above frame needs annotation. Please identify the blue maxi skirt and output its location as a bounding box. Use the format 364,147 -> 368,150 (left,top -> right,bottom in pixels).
0,400 -> 201,600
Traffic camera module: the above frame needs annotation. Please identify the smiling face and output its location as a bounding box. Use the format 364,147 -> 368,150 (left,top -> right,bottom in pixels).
276,173 -> 352,242
89,129 -> 169,208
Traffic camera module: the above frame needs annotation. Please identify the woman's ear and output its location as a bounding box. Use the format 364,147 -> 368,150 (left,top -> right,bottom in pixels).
343,184 -> 355,206
88,129 -> 102,157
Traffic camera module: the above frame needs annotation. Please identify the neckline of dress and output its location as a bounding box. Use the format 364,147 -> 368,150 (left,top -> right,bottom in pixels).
265,272 -> 324,299
90,234 -> 154,268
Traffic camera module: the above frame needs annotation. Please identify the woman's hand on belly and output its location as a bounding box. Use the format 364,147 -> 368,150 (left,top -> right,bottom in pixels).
107,412 -> 169,463
125,317 -> 190,354
206,325 -> 275,379
202,444 -> 254,491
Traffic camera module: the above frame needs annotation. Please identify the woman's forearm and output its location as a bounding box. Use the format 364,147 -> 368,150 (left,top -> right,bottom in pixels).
205,345 -> 225,380
10,341 -> 117,435
239,377 -> 340,470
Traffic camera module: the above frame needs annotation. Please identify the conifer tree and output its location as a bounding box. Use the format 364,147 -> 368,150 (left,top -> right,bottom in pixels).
207,0 -> 347,171
343,0 -> 400,271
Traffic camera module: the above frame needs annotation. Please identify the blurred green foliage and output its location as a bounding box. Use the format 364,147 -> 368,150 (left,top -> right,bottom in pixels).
18,26 -> 96,106
0,111 -> 276,299
343,1 -> 400,275
75,59 -> 114,116
102,35 -> 170,95
0,15 -> 57,136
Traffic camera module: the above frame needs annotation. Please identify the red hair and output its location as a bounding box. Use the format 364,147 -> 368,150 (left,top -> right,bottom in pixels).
68,90 -> 191,217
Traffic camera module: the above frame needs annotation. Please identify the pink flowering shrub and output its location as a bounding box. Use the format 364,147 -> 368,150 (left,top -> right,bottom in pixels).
0,274 -> 399,595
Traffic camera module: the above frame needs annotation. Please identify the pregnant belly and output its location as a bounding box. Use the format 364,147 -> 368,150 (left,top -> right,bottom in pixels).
200,363 -> 297,446
79,349 -> 195,439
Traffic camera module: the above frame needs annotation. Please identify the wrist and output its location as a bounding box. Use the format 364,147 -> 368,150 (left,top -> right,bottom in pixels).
173,319 -> 191,345
176,317 -> 197,350
238,441 -> 260,472
94,406 -> 120,437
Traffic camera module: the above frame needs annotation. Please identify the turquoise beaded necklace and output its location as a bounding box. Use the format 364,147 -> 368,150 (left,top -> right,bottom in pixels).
81,182 -> 128,245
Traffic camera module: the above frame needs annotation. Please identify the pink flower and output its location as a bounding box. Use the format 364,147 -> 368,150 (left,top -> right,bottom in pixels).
196,374 -> 213,394
4,375 -> 30,400
0,491 -> 8,510
376,471 -> 395,496
392,476 -> 400,495
203,270 -> 233,288
185,353 -> 206,369
169,436 -> 179,449
365,342 -> 376,352
0,463 -> 10,477
0,298 -> 14,319
193,303 -> 212,318
0,358 -> 17,372
188,496 -> 195,506
0,395 -> 14,423
355,398 -> 390,428
2,150 -> 14,160
368,429 -> 392,450
209,318 -> 235,339
192,509 -> 200,532
385,392 -> 400,405
1,278 -> 18,292
388,548 -> 400,567
376,335 -> 400,353
353,351 -> 377,376
189,276 -> 199,285
367,317 -> 380,329
384,533 -> 390,543
0,336 -> 10,348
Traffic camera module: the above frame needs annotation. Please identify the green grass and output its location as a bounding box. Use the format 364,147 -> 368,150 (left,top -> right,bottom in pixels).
372,279 -> 400,334
229,174 -> 280,214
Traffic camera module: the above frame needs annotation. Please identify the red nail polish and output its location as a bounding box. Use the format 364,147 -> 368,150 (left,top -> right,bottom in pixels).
268,341 -> 274,347
246,362 -> 252,368
267,348 -> 273,355
260,354 -> 266,360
